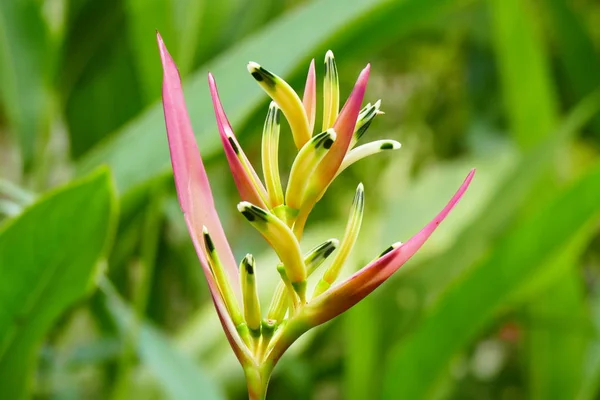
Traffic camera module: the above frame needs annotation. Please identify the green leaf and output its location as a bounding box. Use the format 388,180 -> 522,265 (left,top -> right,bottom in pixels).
0,169 -> 116,399
76,0 -> 457,195
526,271 -> 589,400
578,287 -> 600,400
382,160 -> 600,399
344,295 -> 379,400
100,280 -> 225,400
125,0 -> 175,103
62,0 -> 145,158
544,0 -> 600,134
490,3 -> 590,398
490,0 -> 558,149
0,0 -> 53,170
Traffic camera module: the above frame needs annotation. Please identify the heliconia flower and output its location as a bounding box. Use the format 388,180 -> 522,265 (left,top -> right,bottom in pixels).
157,32 -> 474,400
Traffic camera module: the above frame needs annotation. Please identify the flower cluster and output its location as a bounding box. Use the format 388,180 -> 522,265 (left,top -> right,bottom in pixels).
157,32 -> 473,398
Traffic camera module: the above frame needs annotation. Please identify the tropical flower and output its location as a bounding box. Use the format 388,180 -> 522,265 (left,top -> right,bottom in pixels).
157,32 -> 474,399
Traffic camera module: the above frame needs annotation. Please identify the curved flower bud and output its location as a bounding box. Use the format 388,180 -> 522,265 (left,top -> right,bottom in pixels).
248,62 -> 311,149
241,254 -> 261,335
313,183 -> 364,297
302,59 -> 317,134
336,140 -> 401,178
237,202 -> 307,302
286,129 -> 337,211
208,74 -> 269,209
261,102 -> 284,208
203,226 -> 244,327
302,169 -> 475,326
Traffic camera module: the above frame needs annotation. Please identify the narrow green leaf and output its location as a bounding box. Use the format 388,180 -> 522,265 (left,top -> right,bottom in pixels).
0,169 -> 116,399
578,288 -> 600,400
490,0 -> 558,149
344,295 -> 378,400
490,3 -> 589,399
0,0 -> 53,170
545,0 -> 600,134
125,0 -> 174,102
526,271 -> 589,400
62,1 -> 145,158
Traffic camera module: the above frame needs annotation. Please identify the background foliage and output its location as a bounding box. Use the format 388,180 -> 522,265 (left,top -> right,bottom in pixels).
1,0 -> 600,398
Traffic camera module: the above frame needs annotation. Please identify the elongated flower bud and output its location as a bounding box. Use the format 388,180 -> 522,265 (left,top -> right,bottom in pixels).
248,62 -> 311,149
322,50 -> 339,130
203,226 -> 244,326
313,184 -> 364,297
237,202 -> 307,302
241,254 -> 261,334
286,129 -> 337,211
336,140 -> 401,178
261,102 -> 284,208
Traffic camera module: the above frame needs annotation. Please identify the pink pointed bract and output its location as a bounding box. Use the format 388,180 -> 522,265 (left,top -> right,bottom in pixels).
305,169 -> 475,326
302,59 -> 317,134
208,73 -> 269,209
157,32 -> 247,361
317,65 -> 371,189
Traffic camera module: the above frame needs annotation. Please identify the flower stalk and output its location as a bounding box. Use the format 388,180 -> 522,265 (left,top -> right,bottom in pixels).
157,32 -> 474,399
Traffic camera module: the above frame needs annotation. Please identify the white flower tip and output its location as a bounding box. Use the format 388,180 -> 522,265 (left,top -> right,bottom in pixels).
357,182 -> 364,192
202,225 -> 209,235
237,201 -> 252,212
325,50 -> 335,61
247,61 -> 260,73
326,128 -> 337,142
244,253 -> 255,265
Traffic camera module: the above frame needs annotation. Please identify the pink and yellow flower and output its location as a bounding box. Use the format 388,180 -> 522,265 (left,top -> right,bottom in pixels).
157,32 -> 474,399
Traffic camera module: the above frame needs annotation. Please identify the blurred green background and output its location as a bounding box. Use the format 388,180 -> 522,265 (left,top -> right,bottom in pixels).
2,0 -> 600,398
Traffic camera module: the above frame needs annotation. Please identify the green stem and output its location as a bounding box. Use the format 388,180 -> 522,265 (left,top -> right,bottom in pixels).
245,364 -> 272,400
